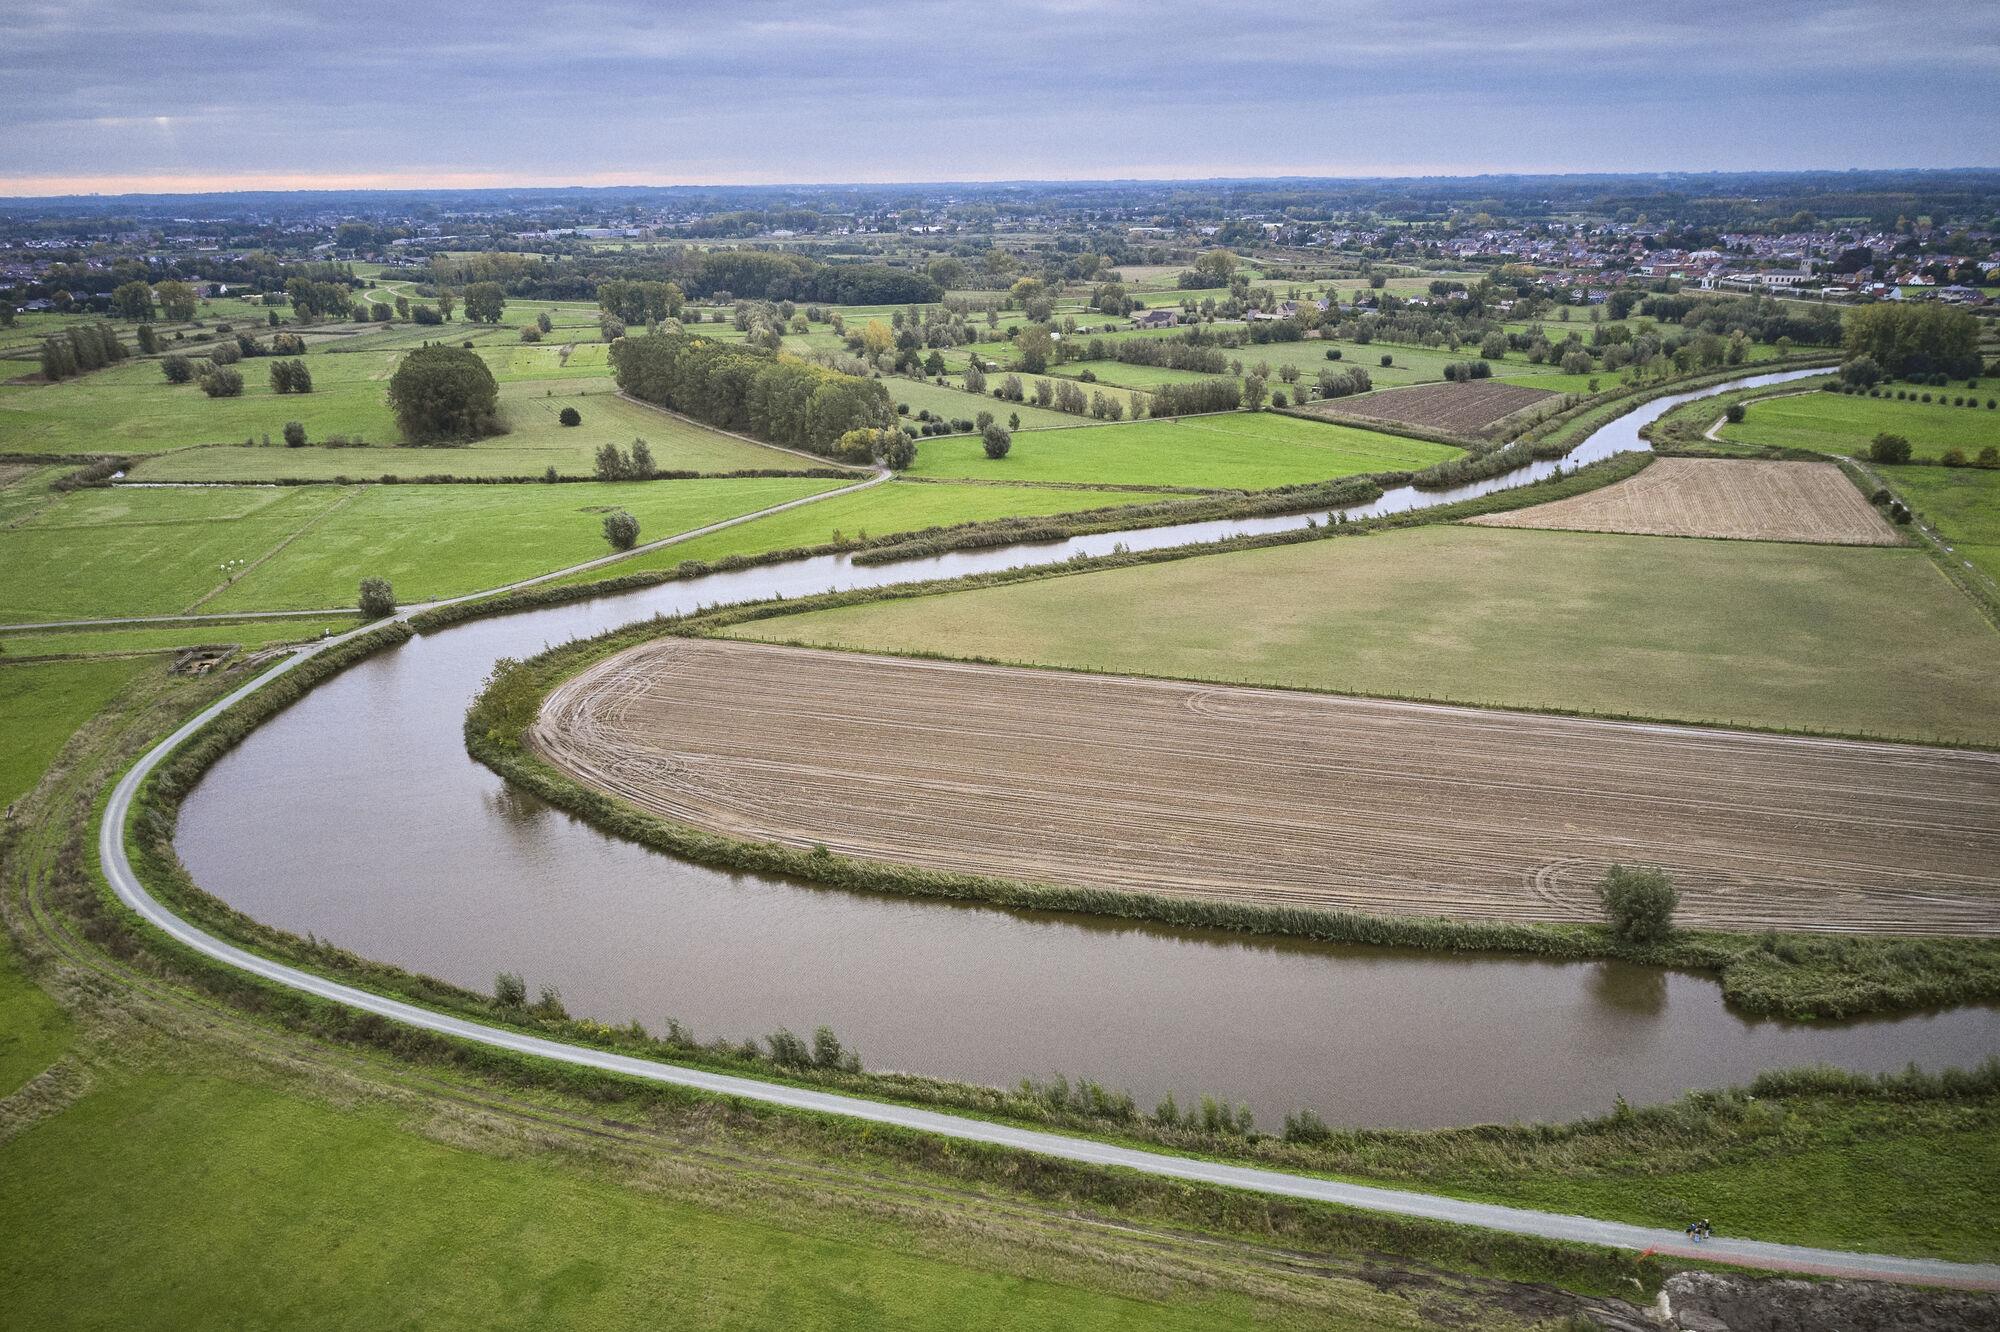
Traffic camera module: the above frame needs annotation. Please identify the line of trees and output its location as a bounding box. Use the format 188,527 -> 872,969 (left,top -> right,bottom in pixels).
39,323 -> 128,380
1843,303 -> 1981,380
1148,378 -> 1243,417
610,331 -> 892,457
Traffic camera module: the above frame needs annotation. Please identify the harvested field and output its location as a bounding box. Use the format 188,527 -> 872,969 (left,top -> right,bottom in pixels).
534,638 -> 2000,936
1468,458 -> 1901,545
1304,380 -> 1556,434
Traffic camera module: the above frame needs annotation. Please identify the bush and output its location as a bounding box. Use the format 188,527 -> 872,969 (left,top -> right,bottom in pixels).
1868,433 -> 1912,464
494,972 -> 526,1008
268,358 -> 312,393
1379,353 -> 1393,367
358,577 -> 396,619
161,353 -> 194,384
207,340 -> 241,366
1599,865 -> 1677,944
283,421 -> 307,448
1941,447 -> 1968,467
558,406 -> 581,427
981,423 -> 1012,459
197,364 -> 244,398
602,509 -> 640,550
1724,402 -> 1746,423
1978,447 -> 2000,469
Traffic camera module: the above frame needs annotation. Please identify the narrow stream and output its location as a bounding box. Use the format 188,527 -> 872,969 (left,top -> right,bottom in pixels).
176,367 -> 1997,1128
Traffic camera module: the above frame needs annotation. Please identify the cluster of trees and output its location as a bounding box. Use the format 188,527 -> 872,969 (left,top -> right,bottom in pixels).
596,279 -> 684,325
837,425 -> 916,469
38,323 -> 128,380
197,363 -> 244,397
610,331 -> 892,457
1641,292 -> 1842,347
268,359 -> 313,393
462,282 -> 508,323
1441,360 -> 1493,381
1149,378 -> 1242,417
386,345 -> 503,443
1843,304 -> 1982,380
1314,366 -> 1373,399
592,438 -> 656,479
1079,336 -> 1227,374
284,277 -> 358,321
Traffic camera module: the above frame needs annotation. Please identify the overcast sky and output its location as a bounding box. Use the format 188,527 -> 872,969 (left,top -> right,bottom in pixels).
3,0 -> 1995,195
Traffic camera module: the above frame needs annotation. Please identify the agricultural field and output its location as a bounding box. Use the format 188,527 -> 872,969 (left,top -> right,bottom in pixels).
0,476 -> 846,621
1305,379 -> 1556,435
723,523 -> 2000,745
902,412 -> 1458,489
1469,458 -> 1900,545
1717,388 -> 2000,461
541,637 -> 2000,934
1886,465 -> 2000,586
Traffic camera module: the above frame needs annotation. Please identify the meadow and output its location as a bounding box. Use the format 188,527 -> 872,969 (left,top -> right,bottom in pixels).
725,523 -> 2000,744
1718,388 -> 1999,460
1888,465 -> 2000,586
902,412 -> 1459,489
0,476 -> 846,621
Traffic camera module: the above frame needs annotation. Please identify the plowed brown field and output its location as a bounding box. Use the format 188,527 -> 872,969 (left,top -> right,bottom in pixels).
1305,379 -> 1556,434
1467,458 -> 1900,545
533,638 -> 2000,936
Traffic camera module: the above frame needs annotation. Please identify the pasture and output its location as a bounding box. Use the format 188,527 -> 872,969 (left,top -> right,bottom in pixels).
1888,465 -> 2000,586
1718,388 -> 1999,461
0,476 -> 846,621
901,412 -> 1458,489
544,637 -> 2000,933
724,523 -> 2000,745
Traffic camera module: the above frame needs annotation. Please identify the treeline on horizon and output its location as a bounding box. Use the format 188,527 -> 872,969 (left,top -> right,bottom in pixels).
428,248 -> 943,306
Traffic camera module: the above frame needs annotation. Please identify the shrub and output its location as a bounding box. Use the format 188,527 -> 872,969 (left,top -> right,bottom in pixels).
161,353 -> 194,384
1868,487 -> 1891,505
1978,447 -> 2000,469
558,406 -> 581,426
1941,447 -> 1968,467
282,421 -> 307,448
602,509 -> 640,550
1724,402 -> 1746,423
268,358 -> 312,393
1599,865 -> 1678,944
1379,353 -> 1393,367
1868,433 -> 1912,464
1325,348 -> 1342,361
197,364 -> 244,397
358,577 -> 396,618
981,423 -> 1012,459
494,972 -> 527,1008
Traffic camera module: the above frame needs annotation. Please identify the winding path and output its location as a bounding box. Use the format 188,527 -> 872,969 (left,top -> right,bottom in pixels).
85,365 -> 2000,1290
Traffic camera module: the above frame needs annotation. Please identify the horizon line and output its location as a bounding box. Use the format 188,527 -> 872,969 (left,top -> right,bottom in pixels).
3,163 -> 1997,203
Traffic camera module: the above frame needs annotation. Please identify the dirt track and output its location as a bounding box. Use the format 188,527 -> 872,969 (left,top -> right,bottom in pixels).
532,639 -> 2000,936
1467,457 -> 1900,545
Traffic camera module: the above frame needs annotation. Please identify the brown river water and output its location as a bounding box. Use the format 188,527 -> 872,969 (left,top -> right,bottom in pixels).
174,368 -> 1999,1128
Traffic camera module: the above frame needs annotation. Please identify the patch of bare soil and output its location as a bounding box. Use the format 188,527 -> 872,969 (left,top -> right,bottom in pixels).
1304,380 -> 1557,434
533,638 -> 2000,935
1467,458 -> 1900,545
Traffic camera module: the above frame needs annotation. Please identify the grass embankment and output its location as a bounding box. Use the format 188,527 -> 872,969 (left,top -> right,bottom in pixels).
727,522 -> 2000,747
0,660 -> 1662,1328
903,411 -> 1457,488
0,616 -> 357,660
0,476 -> 847,621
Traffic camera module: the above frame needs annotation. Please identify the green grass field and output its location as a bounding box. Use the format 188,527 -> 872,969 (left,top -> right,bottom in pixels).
0,657 -> 145,808
885,376 -> 1077,430
126,389 -> 813,481
1885,464 -> 2000,586
546,480 -> 1190,586
902,412 -> 1458,489
0,477 -> 846,621
0,1070 -> 1312,1332
1720,389 -> 2000,461
728,524 -> 2000,745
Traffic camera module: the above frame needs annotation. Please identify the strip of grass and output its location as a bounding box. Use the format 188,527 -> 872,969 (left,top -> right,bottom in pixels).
0,1071 -> 1327,1331
542,480 -> 1189,587
904,412 -> 1457,488
0,616 -> 357,659
724,523 -> 2000,746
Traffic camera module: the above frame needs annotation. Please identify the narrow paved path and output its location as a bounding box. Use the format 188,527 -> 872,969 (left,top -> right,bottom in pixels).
94,633 -> 2000,1291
